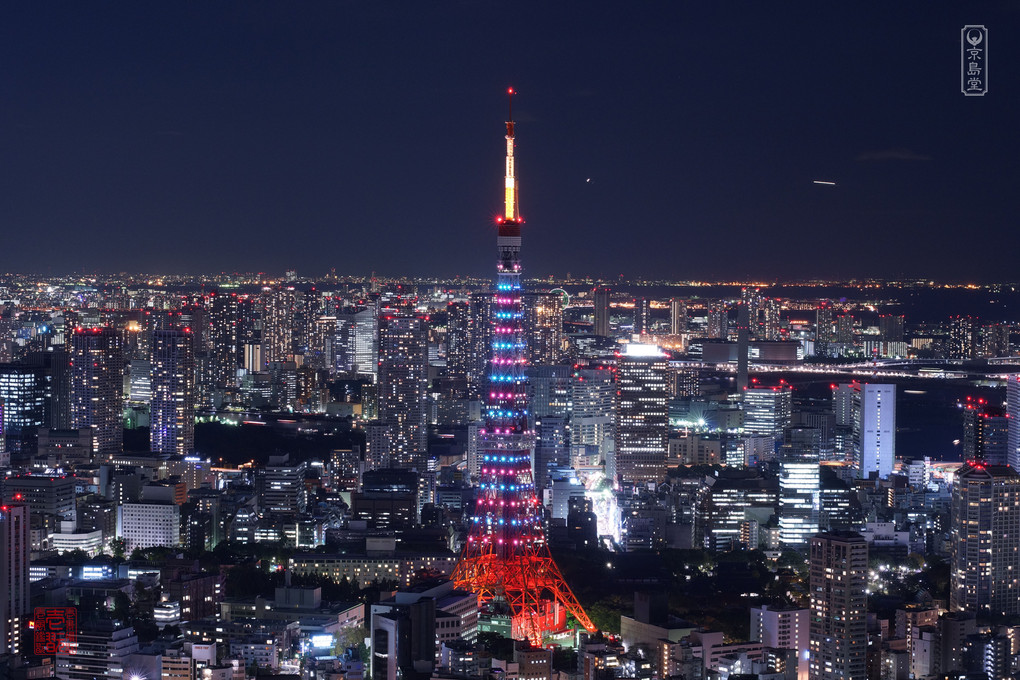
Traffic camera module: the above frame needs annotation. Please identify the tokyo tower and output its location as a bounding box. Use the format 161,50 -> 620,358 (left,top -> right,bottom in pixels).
451,89 -> 596,646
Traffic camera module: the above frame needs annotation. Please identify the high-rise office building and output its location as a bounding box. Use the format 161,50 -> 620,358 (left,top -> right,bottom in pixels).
55,620 -> 139,680
615,344 -> 668,485
633,297 -> 651,335
335,304 -> 379,381
850,383 -> 895,479
308,315 -> 338,371
377,312 -> 429,470
527,365 -> 572,420
119,502 -> 181,552
669,298 -> 687,336
70,327 -> 124,455
1,474 -> 76,520
808,532 -> 867,680
779,427 -> 821,549
258,454 -> 308,514
961,399 -> 1008,464
593,287 -> 611,337
150,329 -> 195,456
743,384 -> 792,440
523,292 -> 565,365
950,461 -> 1020,616
534,415 -> 570,489
0,504 -> 29,655
571,366 -> 616,458
0,364 -> 50,454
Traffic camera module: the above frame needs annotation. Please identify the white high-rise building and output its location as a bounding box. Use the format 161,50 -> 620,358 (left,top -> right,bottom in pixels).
779,427 -> 821,548
119,503 -> 180,553
750,605 -> 809,680
852,383 -> 895,479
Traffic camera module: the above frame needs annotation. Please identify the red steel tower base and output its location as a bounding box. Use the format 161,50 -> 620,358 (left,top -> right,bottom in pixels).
452,90 -> 596,647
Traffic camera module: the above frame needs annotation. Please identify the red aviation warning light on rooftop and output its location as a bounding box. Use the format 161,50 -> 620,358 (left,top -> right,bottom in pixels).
452,90 -> 595,647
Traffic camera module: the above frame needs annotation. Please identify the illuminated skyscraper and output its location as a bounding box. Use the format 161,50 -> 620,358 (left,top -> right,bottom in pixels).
741,287 -> 762,336
762,298 -> 782,340
615,343 -> 669,485
70,327 -> 124,454
0,504 -> 28,655
961,399 -> 1008,464
809,532 -> 867,680
445,300 -> 472,385
523,292 -> 565,365
949,315 -> 978,360
1007,375 -> 1020,469
778,427 -> 821,548
950,461 -> 1020,616
377,312 -> 429,470
150,329 -> 196,456
208,291 -> 240,388
743,384 -> 792,440
467,292 -> 493,400
815,305 -> 834,356
980,322 -> 1010,359
571,366 -> 616,457
335,304 -> 378,381
707,306 -> 727,339
669,298 -> 687,336
262,286 -> 296,366
633,297 -> 651,335
0,364 -> 50,454
851,383 -> 895,480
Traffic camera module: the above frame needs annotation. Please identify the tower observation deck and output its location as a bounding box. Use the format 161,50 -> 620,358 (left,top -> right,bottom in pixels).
451,89 -> 596,646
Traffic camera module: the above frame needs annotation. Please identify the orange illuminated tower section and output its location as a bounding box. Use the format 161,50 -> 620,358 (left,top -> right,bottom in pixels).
451,89 -> 596,645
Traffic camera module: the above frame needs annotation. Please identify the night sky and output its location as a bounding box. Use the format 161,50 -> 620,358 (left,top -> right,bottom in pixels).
1,2 -> 1018,280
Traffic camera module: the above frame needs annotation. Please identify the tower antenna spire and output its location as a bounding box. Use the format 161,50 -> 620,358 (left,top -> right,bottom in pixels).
503,87 -> 517,222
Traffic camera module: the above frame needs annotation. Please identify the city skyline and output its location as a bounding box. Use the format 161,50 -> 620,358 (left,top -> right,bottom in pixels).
1,3 -> 1017,279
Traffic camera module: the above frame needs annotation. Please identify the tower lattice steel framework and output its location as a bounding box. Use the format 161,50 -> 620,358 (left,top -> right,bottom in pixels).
451,90 -> 596,646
